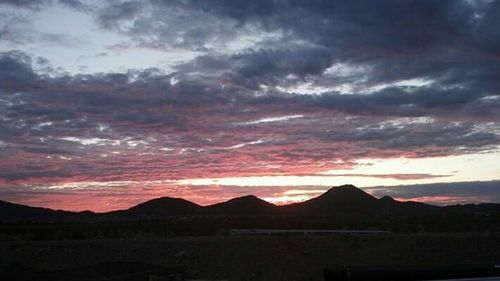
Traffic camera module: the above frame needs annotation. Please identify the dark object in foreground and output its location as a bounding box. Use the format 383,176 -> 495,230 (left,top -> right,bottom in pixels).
324,264 -> 500,281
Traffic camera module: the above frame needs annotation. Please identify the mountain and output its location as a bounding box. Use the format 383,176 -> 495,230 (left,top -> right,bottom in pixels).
281,184 -> 438,216
0,200 -> 93,222
283,184 -> 380,215
106,197 -> 202,219
1,185 -> 498,221
376,195 -> 439,216
106,195 -> 277,218
204,195 -> 278,216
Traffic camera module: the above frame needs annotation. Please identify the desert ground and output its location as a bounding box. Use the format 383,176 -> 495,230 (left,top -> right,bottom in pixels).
1,232 -> 499,281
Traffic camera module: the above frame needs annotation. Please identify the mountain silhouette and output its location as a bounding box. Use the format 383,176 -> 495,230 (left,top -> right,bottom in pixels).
0,200 -> 93,221
107,197 -> 202,219
280,184 -> 438,216
283,184 -> 380,214
204,195 -> 277,216
1,185 -> 498,221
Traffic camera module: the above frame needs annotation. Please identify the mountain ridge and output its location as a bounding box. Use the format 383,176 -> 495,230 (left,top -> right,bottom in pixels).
1,185 -> 498,221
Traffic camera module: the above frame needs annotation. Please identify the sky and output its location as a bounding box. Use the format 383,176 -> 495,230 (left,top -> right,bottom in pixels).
1,0 -> 500,212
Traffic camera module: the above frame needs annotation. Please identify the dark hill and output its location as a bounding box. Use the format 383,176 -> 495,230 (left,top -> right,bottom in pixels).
443,203 -> 500,216
281,185 -> 438,216
107,197 -> 202,219
0,200 -> 92,221
204,195 -> 277,216
282,184 -> 380,215
376,196 -> 439,215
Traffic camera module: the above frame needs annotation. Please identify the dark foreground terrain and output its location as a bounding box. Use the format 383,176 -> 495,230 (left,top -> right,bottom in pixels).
1,186 -> 499,280
1,233 -> 499,281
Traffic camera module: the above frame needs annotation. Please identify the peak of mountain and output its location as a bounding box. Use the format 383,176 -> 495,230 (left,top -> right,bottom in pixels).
222,195 -> 271,204
328,184 -> 357,190
204,195 -> 277,216
280,185 -> 440,216
379,195 -> 396,202
131,196 -> 200,209
320,185 -> 378,202
282,185 -> 380,215
117,197 -> 202,217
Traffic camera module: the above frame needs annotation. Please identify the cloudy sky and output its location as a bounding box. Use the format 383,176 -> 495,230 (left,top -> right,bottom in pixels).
1,0 -> 500,212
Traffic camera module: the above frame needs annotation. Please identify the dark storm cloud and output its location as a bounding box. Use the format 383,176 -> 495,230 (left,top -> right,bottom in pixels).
133,1 -> 497,57
315,119 -> 498,153
158,0 -> 277,20
302,87 -> 500,120
165,0 -> 500,52
232,47 -> 332,79
0,0 -> 50,8
97,1 -> 143,29
58,0 -> 83,8
0,51 -> 41,91
84,0 -> 500,99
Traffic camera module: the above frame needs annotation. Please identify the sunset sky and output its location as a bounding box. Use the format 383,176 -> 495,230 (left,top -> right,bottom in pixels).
1,0 -> 500,212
